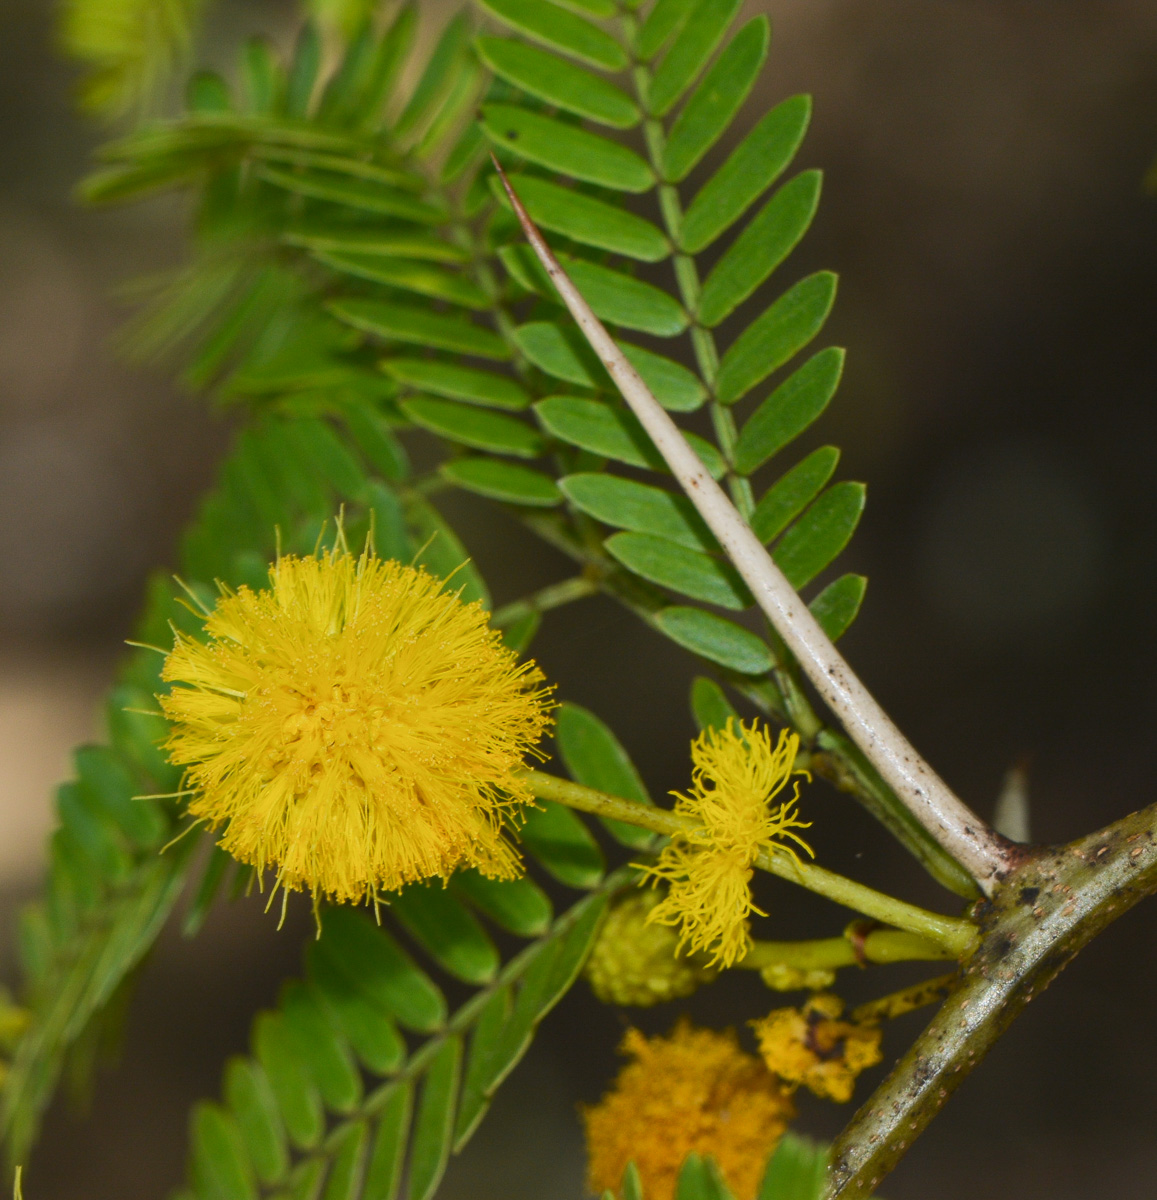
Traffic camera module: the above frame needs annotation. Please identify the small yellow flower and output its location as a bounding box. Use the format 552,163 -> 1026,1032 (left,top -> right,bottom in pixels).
641,721 -> 811,968
751,993 -> 883,1104
584,888 -> 717,1007
160,545 -> 552,904
583,1021 -> 794,1200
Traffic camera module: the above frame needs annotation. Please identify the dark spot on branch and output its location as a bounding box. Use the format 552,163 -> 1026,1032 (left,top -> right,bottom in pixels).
1018,886 -> 1040,906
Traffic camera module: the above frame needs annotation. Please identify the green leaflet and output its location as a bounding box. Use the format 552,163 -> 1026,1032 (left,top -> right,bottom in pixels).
255,1011 -> 326,1148
555,702 -> 654,848
256,165 -> 447,222
681,94 -> 812,253
514,321 -> 704,410
382,359 -> 530,410
313,250 -> 490,309
676,1154 -> 736,1200
646,0 -> 743,118
751,446 -> 841,544
634,0 -> 698,62
482,105 -> 654,192
491,174 -> 670,261
323,1120 -> 370,1200
698,171 -> 823,328
656,608 -> 774,675
451,870 -> 553,937
734,348 -> 845,475
759,1132 -> 830,1200
388,885 -> 501,985
690,676 -> 739,733
606,533 -> 752,610
809,573 -> 867,642
773,481 -> 866,590
500,245 -> 688,337
535,396 -> 725,479
519,801 -> 605,887
225,1058 -> 288,1185
190,1103 -> 257,1200
400,396 -> 543,458
406,1036 -> 461,1200
285,228 -> 468,263
559,473 -> 715,551
440,458 -> 561,506
280,980 -> 363,1113
363,1083 -> 411,1200
475,37 -> 639,128
329,298 -> 510,360
663,16 -> 769,182
477,0 -> 628,71
393,12 -> 470,144
715,273 -> 838,406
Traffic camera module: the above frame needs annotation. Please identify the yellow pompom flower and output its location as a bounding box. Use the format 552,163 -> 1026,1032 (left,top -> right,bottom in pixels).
583,1021 -> 795,1200
160,545 -> 552,904
751,993 -> 883,1104
641,721 -> 812,969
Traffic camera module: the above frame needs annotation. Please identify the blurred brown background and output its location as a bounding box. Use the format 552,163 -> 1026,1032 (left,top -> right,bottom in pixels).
3,0 -> 1157,1196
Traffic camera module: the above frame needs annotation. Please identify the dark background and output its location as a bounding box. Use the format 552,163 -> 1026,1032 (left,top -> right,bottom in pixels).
2,0 -> 1157,1196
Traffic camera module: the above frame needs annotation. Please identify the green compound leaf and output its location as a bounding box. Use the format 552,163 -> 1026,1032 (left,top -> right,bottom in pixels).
809,573 -> 867,643
388,884 -> 501,985
514,321 -> 703,410
440,458 -> 561,506
406,1035 -> 461,1200
690,676 -> 739,733
477,0 -> 628,71
491,174 -> 669,261
647,0 -> 743,118
559,473 -> 715,551
698,171 -> 823,328
401,396 -> 543,458
751,446 -> 841,545
190,1102 -> 257,1200
329,298 -> 510,360
656,607 -> 773,675
519,801 -> 605,887
384,358 -> 530,411
606,533 -> 752,610
715,273 -> 838,406
500,245 -> 688,337
313,250 -> 490,310
681,94 -> 812,254
773,481 -> 866,590
759,1132 -> 829,1200
451,870 -> 553,937
555,702 -> 654,848
663,16 -> 769,183
482,105 -> 653,193
475,37 -> 639,128
734,347 -> 845,476
225,1058 -> 288,1186
535,396 -> 724,479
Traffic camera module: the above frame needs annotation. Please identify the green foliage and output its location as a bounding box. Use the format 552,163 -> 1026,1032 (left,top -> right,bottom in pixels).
4,0 -> 979,1185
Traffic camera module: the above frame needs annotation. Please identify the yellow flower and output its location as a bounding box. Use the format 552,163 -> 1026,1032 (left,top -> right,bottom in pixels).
583,1021 -> 794,1200
160,546 -> 552,904
584,888 -> 717,1007
641,721 -> 811,968
751,993 -> 883,1104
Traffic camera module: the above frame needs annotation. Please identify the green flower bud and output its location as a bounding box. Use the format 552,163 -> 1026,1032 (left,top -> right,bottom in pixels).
585,888 -> 717,1007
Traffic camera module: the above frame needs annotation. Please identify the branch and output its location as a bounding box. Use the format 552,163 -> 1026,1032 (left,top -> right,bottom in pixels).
826,802 -> 1157,1196
491,160 -> 1012,895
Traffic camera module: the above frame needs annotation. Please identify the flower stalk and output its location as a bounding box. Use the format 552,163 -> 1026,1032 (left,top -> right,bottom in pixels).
522,771 -> 977,957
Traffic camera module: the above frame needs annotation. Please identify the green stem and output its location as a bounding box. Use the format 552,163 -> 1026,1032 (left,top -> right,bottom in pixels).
523,770 -> 977,957
739,930 -> 955,974
490,575 -> 599,628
